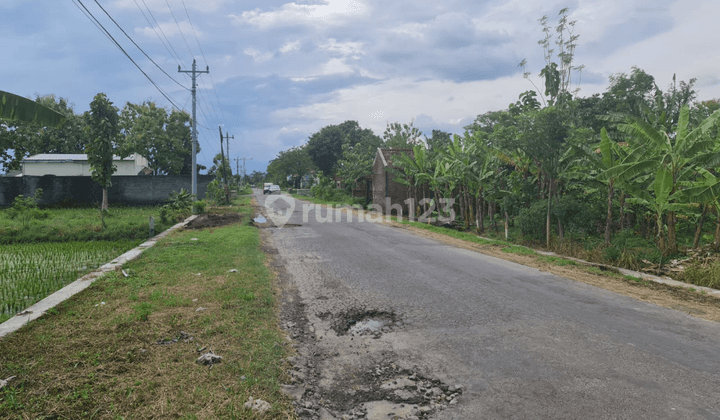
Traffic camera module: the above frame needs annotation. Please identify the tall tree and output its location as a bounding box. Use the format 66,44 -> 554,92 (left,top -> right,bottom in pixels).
0,94 -> 85,171
336,130 -> 384,185
120,102 -> 193,175
266,146 -> 315,187
519,7 -> 583,107
306,120 -> 378,175
383,121 -> 424,148
207,153 -> 233,180
85,93 -> 122,211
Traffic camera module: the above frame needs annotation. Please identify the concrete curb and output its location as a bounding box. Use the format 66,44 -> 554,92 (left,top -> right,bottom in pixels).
0,215 -> 198,339
532,249 -> 720,298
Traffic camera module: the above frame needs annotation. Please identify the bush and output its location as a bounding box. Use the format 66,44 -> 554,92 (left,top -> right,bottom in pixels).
160,189 -> 195,223
192,200 -> 207,214
206,179 -> 224,205
516,201 -> 547,241
8,188 -> 44,228
681,260 -> 720,289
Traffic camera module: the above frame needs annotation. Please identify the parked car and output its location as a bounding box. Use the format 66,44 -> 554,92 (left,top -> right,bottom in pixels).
265,185 -> 281,194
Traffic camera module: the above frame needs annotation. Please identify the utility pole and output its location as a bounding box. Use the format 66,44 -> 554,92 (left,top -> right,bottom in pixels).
223,131 -> 234,185
234,157 -> 240,186
240,156 -> 253,186
178,59 -> 208,199
218,126 -> 229,204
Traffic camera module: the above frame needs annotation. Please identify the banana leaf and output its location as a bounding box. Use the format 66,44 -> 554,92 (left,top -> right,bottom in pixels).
0,90 -> 66,126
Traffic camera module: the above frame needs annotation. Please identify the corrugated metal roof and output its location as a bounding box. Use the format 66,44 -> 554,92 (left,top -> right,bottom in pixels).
23,154 -> 135,162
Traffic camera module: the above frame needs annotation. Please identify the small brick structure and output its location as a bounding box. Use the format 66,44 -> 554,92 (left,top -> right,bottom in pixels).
372,148 -> 413,217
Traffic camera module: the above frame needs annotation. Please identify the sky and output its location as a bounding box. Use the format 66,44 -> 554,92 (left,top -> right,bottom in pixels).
2,0 -> 719,175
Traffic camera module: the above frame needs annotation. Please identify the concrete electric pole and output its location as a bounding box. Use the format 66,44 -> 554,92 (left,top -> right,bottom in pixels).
178,59 -> 209,199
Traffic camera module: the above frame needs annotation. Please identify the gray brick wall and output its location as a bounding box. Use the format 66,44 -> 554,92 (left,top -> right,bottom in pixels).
0,175 -> 214,207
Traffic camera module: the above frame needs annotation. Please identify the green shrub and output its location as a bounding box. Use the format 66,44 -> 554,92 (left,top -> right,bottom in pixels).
516,201 -> 547,241
8,188 -> 44,228
160,189 -> 194,223
192,200 -> 207,214
206,179 -> 224,205
553,195 -> 603,236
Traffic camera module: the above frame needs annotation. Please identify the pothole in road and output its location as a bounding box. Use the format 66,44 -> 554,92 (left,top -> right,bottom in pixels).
324,309 -> 400,337
299,357 -> 464,419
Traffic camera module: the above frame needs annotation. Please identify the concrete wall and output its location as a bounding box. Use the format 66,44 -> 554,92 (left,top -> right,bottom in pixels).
22,154 -> 150,176
0,175 -> 214,207
23,160 -> 144,176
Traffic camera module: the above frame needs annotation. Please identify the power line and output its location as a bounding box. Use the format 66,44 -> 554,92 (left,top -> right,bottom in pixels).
132,0 -> 182,68
164,0 -> 195,59
71,0 -> 114,44
74,0 -> 183,110
180,0 -> 227,122
92,0 -> 188,91
139,0 -> 185,66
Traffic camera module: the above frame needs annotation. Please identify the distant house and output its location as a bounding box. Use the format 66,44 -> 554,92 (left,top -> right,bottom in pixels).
372,148 -> 413,216
22,154 -> 150,177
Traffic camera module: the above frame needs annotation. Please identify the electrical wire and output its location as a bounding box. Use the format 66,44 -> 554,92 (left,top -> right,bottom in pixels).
164,0 -> 195,59
92,0 -> 188,91
74,0 -> 183,110
180,0 -> 226,122
139,0 -> 185,66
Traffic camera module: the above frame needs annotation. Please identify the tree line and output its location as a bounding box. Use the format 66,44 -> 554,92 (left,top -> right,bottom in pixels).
266,8 -> 720,259
0,93 -> 197,177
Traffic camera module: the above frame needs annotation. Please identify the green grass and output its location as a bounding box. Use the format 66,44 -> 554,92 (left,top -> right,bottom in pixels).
0,240 -> 141,323
0,205 -> 173,244
501,245 -> 537,256
0,198 -> 295,419
537,255 -> 577,266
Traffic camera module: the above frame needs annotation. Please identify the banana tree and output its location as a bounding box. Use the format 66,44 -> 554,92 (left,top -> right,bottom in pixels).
389,145 -> 433,220
0,90 -> 66,126
601,105 -> 720,253
569,127 -> 629,245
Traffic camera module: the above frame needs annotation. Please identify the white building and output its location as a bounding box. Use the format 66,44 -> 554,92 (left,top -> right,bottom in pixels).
22,154 -> 151,176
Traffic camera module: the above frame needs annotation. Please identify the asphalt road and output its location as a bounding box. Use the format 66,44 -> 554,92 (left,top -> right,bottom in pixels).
255,191 -> 720,420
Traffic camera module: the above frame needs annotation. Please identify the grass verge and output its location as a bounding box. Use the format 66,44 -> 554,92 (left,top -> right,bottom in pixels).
0,198 -> 295,419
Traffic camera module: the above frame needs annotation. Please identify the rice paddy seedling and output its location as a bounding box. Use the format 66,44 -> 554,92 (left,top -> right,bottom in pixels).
0,240 -> 138,322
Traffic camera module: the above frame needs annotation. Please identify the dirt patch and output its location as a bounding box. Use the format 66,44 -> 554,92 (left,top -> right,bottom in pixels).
185,212 -> 242,229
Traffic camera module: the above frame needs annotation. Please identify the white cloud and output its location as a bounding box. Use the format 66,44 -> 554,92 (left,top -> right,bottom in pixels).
244,47 -> 274,62
135,20 -> 201,39
392,22 -> 425,39
280,40 -> 301,53
272,76 -> 533,134
587,0 -> 720,100
320,58 -> 354,75
114,0 -> 226,13
321,38 -> 364,59
229,0 -> 368,28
